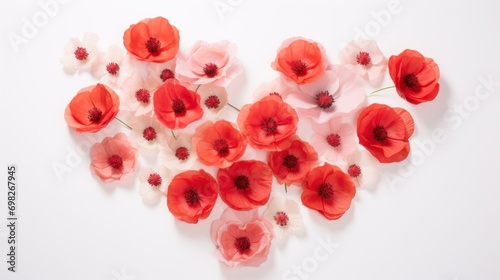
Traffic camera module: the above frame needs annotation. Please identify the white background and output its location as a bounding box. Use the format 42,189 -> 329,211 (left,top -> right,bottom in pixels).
1,0 -> 500,279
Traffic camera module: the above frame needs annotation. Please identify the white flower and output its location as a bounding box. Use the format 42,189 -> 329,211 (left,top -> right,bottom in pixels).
344,148 -> 380,189
90,45 -> 134,89
128,115 -> 166,151
197,84 -> 228,117
60,32 -> 99,74
122,74 -> 157,117
146,59 -> 176,87
263,197 -> 302,239
160,133 -> 197,171
138,167 -> 171,205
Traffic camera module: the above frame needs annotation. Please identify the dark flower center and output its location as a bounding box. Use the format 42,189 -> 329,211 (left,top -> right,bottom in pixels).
160,68 -> 175,81
326,134 -> 341,147
135,89 -> 151,103
87,107 -> 103,123
213,139 -> 230,157
172,99 -> 186,116
142,126 -> 157,141
74,47 -> 88,60
107,155 -> 123,170
283,155 -> 299,171
269,92 -> 282,99
356,51 -> 371,66
291,60 -> 308,76
274,211 -> 289,227
234,236 -> 251,254
261,117 -> 278,135
106,62 -> 120,75
203,63 -> 219,78
205,95 -> 220,109
175,147 -> 190,160
145,37 -> 161,56
404,74 -> 419,89
318,183 -> 334,199
348,164 -> 361,178
234,175 -> 250,190
147,173 -> 162,187
316,91 -> 334,109
184,189 -> 199,207
373,126 -> 388,142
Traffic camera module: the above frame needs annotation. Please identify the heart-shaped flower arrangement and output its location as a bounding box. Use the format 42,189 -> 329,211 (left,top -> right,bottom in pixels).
62,16 -> 440,267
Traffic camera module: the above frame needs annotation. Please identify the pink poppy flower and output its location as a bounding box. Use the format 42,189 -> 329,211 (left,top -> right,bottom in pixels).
128,115 -> 166,151
343,149 -> 380,189
253,77 -> 299,102
211,208 -> 273,267
159,132 -> 197,171
122,74 -> 157,117
262,197 -> 302,239
90,45 -> 134,89
90,133 -> 136,182
197,84 -> 228,117
146,59 -> 176,88
311,117 -> 357,162
175,40 -> 242,87
138,167 -> 171,205
339,40 -> 388,86
287,66 -> 366,123
60,32 -> 99,74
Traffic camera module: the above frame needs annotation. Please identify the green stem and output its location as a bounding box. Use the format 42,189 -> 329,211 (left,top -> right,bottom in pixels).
171,130 -> 177,140
285,184 -> 288,193
115,117 -> 132,130
228,103 -> 240,112
369,85 -> 395,96
195,84 -> 201,93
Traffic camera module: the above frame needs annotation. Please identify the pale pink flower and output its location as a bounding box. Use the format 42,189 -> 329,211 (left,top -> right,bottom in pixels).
128,115 -> 166,151
197,84 -> 228,116
138,167 -> 171,205
339,40 -> 388,86
263,197 -> 302,239
311,117 -> 357,162
175,40 -> 242,87
253,76 -> 299,102
159,133 -> 197,171
343,149 -> 380,189
90,133 -> 136,182
122,74 -> 158,116
60,32 -> 99,74
211,208 -> 273,267
287,66 -> 366,123
90,45 -> 134,89
146,59 -> 176,88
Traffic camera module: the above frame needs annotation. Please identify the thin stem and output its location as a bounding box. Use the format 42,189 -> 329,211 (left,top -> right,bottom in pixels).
228,103 -> 240,112
284,184 -> 288,193
115,117 -> 132,130
171,130 -> 177,140
369,85 -> 395,96
195,84 -> 201,93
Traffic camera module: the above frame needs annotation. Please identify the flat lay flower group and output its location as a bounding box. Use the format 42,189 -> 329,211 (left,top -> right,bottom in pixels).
62,16 -> 440,267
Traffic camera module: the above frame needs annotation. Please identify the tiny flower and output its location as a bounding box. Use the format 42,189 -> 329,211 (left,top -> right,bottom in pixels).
160,132 -> 197,171
121,74 -> 157,117
267,137 -> 318,187
64,83 -> 119,133
389,49 -> 440,104
272,37 -> 327,85
217,160 -> 273,210
146,59 -> 176,87
301,163 -> 356,220
263,197 -> 302,239
123,16 -> 180,63
237,95 -> 299,151
192,120 -> 247,168
153,79 -> 204,130
166,169 -> 218,224
338,40 -> 388,86
253,77 -> 299,102
211,208 -> 273,267
90,45 -> 134,89
356,103 -> 415,163
175,40 -> 242,87
311,117 -> 357,162
90,133 -> 136,182
197,84 -> 228,116
138,167 -> 171,204
128,115 -> 166,150
60,32 -> 99,74
343,149 -> 380,189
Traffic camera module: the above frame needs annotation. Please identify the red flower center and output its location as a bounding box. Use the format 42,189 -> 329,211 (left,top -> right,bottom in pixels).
74,47 -> 88,60
318,183 -> 334,199
175,147 -> 190,160
316,91 -> 334,109
234,175 -> 250,190
348,164 -> 362,178
203,63 -> 219,78
107,155 -> 123,169
373,126 -> 388,142
404,74 -> 419,89
145,37 -> 161,56
172,99 -> 186,116
142,126 -> 157,141
326,133 -> 341,147
87,107 -> 103,123
106,62 -> 120,75
356,51 -> 371,66
205,95 -> 220,109
291,60 -> 308,76
184,189 -> 199,207
261,117 -> 278,135
147,173 -> 162,187
160,68 -> 175,81
274,211 -> 289,227
283,155 -> 299,171
213,139 -> 230,157
135,89 -> 151,104
234,236 -> 251,254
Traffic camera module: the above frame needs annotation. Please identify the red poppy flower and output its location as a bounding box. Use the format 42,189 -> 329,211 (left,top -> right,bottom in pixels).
153,80 -> 203,129
192,120 -> 247,168
166,169 -> 218,224
64,83 -> 119,133
272,38 -> 326,85
357,103 -> 415,163
123,16 -> 180,63
301,163 -> 356,220
389,49 -> 440,104
237,95 -> 298,151
267,137 -> 318,186
217,160 -> 272,210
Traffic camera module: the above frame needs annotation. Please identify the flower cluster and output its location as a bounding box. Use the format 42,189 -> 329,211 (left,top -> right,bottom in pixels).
62,16 -> 440,267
